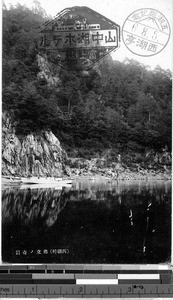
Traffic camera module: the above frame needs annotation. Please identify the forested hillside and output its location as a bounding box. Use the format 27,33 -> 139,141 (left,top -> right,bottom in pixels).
2,3 -> 172,160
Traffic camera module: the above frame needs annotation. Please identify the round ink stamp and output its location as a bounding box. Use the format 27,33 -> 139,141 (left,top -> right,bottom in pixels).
122,8 -> 170,56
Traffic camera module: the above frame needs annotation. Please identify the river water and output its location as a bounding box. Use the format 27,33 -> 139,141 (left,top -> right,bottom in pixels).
2,179 -> 171,264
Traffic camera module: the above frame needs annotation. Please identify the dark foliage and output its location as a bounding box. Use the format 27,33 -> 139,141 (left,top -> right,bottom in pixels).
2,4 -> 172,157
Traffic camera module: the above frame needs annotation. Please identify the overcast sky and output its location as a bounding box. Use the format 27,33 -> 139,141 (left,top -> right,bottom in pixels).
3,0 -> 173,71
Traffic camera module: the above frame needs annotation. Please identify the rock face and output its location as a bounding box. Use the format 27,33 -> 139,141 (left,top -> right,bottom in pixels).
2,113 -> 67,177
37,53 -> 60,86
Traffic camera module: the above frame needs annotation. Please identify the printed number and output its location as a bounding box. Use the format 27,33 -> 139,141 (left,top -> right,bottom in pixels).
78,287 -> 83,294
132,23 -> 138,32
152,31 -> 157,40
141,27 -> 148,37
128,287 -> 132,293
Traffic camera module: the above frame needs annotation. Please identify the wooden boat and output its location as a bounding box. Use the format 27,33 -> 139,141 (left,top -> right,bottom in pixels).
20,177 -> 72,185
20,182 -> 72,190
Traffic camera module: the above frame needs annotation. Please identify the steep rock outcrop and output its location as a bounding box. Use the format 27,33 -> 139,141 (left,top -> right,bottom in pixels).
2,113 -> 67,177
37,53 -> 61,86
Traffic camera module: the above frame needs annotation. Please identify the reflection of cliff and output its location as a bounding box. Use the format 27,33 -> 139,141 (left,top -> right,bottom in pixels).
2,183 -> 170,230
2,183 -> 171,264
2,187 -> 69,228
2,183 -> 171,229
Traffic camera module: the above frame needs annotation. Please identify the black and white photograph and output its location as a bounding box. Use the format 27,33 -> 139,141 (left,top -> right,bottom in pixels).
1,0 -> 172,265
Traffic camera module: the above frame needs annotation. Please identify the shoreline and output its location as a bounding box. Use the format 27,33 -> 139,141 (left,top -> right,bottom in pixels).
67,165 -> 171,181
2,169 -> 171,186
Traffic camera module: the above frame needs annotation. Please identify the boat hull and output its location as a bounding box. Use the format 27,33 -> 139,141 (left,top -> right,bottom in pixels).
20,182 -> 72,190
20,177 -> 71,184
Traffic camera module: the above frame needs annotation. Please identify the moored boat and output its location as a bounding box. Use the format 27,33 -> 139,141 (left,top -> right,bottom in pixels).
20,177 -> 65,184
20,182 -> 72,190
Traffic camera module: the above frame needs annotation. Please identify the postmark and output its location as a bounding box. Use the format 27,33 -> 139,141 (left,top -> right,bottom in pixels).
122,8 -> 170,56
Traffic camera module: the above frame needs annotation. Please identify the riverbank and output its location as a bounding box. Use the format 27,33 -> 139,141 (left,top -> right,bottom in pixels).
69,171 -> 171,181
65,155 -> 171,181
2,168 -> 171,188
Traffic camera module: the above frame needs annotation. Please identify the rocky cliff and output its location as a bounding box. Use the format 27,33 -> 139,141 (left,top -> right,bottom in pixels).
2,113 -> 67,177
37,53 -> 61,86
2,113 -> 171,180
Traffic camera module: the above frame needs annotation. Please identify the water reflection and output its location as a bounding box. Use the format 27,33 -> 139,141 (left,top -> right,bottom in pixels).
2,187 -> 70,227
2,180 -> 171,264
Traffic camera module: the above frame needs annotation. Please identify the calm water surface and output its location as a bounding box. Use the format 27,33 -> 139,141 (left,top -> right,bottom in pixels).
2,179 -> 171,263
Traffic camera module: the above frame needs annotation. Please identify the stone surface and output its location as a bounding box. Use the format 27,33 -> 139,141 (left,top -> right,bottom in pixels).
37,53 -> 60,86
2,113 -> 67,177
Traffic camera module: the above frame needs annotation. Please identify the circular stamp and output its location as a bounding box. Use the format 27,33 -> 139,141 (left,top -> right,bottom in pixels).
122,8 -> 170,56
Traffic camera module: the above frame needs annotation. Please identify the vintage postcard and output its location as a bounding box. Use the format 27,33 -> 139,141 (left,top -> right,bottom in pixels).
1,0 -> 172,265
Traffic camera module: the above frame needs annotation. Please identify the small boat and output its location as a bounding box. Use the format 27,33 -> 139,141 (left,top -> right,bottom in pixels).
20,177 -> 66,184
20,182 -> 72,190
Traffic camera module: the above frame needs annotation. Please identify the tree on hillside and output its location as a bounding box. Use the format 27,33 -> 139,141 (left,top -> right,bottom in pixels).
2,4 -> 172,155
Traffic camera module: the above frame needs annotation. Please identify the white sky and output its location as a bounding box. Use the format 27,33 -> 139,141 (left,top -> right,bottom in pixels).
3,0 -> 173,70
